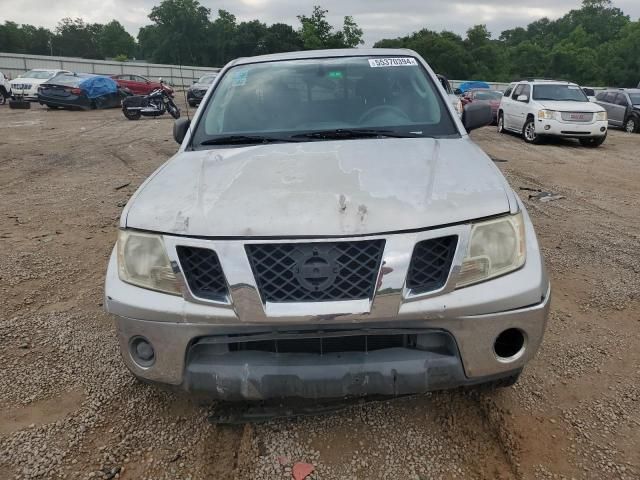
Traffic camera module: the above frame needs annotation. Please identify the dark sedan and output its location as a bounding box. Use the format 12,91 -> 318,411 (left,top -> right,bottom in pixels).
187,73 -> 217,107
38,73 -> 127,110
461,89 -> 503,123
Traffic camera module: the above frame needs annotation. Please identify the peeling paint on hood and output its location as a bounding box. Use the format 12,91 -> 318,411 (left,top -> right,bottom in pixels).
125,137 -> 511,237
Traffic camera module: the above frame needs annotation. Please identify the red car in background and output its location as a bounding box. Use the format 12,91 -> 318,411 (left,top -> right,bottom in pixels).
110,74 -> 174,97
461,89 -> 503,123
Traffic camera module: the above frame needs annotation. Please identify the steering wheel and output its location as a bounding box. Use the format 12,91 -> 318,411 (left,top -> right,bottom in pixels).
358,105 -> 411,125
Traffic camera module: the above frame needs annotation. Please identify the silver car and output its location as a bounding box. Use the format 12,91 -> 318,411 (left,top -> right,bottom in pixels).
595,89 -> 640,133
105,49 -> 550,400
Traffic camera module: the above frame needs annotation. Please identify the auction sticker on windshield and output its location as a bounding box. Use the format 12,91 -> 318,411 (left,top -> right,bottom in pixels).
369,58 -> 418,68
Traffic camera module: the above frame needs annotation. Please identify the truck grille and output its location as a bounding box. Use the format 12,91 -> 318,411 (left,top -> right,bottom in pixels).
560,112 -> 593,122
406,236 -> 458,294
229,333 -> 412,354
177,246 -> 228,301
246,240 -> 385,303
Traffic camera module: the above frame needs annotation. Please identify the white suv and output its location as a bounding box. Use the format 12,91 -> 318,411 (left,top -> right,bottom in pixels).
498,80 -> 608,147
9,69 -> 70,101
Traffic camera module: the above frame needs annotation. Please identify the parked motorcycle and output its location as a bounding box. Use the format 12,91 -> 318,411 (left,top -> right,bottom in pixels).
121,86 -> 180,120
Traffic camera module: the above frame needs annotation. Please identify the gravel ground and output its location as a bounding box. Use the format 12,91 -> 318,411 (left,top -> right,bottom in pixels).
0,102 -> 638,479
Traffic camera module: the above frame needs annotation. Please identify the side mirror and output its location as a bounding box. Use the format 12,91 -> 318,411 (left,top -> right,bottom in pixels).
173,118 -> 191,145
454,88 -> 462,96
517,94 -> 529,102
192,79 -> 197,84
462,102 -> 492,132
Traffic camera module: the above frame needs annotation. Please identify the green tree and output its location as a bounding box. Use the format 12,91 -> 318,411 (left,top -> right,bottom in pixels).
297,6 -> 363,49
298,6 -> 333,49
262,23 -> 304,54
0,21 -> 54,55
54,18 -> 103,59
146,0 -> 211,64
340,16 -> 364,48
205,9 -> 238,66
99,20 -> 136,59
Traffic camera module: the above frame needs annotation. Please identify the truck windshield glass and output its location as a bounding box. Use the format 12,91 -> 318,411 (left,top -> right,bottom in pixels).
629,93 -> 640,105
532,84 -> 588,102
192,56 -> 458,147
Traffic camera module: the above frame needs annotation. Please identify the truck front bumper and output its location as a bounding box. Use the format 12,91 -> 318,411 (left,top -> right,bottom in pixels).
113,290 -> 549,400
537,118 -> 608,138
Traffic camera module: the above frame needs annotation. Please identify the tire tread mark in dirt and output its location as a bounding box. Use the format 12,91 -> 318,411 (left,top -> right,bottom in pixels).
199,423 -> 245,479
474,392 -> 523,479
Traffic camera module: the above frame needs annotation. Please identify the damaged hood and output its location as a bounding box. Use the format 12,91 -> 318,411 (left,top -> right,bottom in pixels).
125,137 -> 511,237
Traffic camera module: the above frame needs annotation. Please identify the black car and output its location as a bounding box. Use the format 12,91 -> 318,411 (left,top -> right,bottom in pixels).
187,73 -> 217,107
38,73 -> 128,110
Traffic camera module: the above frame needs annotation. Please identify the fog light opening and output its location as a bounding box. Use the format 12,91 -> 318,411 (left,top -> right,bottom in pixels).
130,336 -> 155,367
544,125 -> 551,131
494,328 -> 525,361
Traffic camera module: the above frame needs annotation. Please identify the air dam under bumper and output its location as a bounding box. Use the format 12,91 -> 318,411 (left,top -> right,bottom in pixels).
113,287 -> 550,400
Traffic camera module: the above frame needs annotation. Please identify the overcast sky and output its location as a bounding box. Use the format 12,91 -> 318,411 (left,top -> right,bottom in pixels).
1,0 -> 639,45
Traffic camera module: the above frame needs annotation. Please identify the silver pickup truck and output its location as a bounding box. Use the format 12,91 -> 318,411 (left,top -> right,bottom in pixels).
105,49 -> 550,401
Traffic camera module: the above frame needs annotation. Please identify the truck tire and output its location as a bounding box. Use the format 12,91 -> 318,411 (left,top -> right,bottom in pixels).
497,112 -> 505,134
522,118 -> 541,144
624,117 -> 638,133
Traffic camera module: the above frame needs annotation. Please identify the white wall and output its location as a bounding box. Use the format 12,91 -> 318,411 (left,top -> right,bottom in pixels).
0,52 -> 220,88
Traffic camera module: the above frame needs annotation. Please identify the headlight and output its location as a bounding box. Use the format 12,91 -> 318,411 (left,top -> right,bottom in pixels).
456,213 -> 526,288
595,111 -> 607,121
117,230 -> 181,295
538,109 -> 555,120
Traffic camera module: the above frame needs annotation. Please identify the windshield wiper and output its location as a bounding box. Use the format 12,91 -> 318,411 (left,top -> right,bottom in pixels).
200,135 -> 301,146
291,128 -> 420,140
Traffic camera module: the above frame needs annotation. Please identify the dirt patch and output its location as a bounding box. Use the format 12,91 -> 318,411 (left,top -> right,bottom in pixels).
0,102 -> 638,479
0,390 -> 85,436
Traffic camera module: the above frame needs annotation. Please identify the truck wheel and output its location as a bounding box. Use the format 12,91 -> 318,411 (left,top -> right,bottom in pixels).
522,118 -> 541,144
624,117 -> 637,133
497,113 -> 505,134
580,134 -> 607,147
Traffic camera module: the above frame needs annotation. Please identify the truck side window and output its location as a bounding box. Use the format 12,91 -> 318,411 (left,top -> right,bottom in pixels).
511,85 -> 523,100
614,94 -> 629,107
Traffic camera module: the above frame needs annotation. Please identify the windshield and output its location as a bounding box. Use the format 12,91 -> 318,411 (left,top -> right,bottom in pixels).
629,93 -> 640,105
198,74 -> 217,85
532,84 -> 588,102
47,74 -> 91,87
21,70 -> 56,80
474,90 -> 502,100
192,56 -> 458,147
